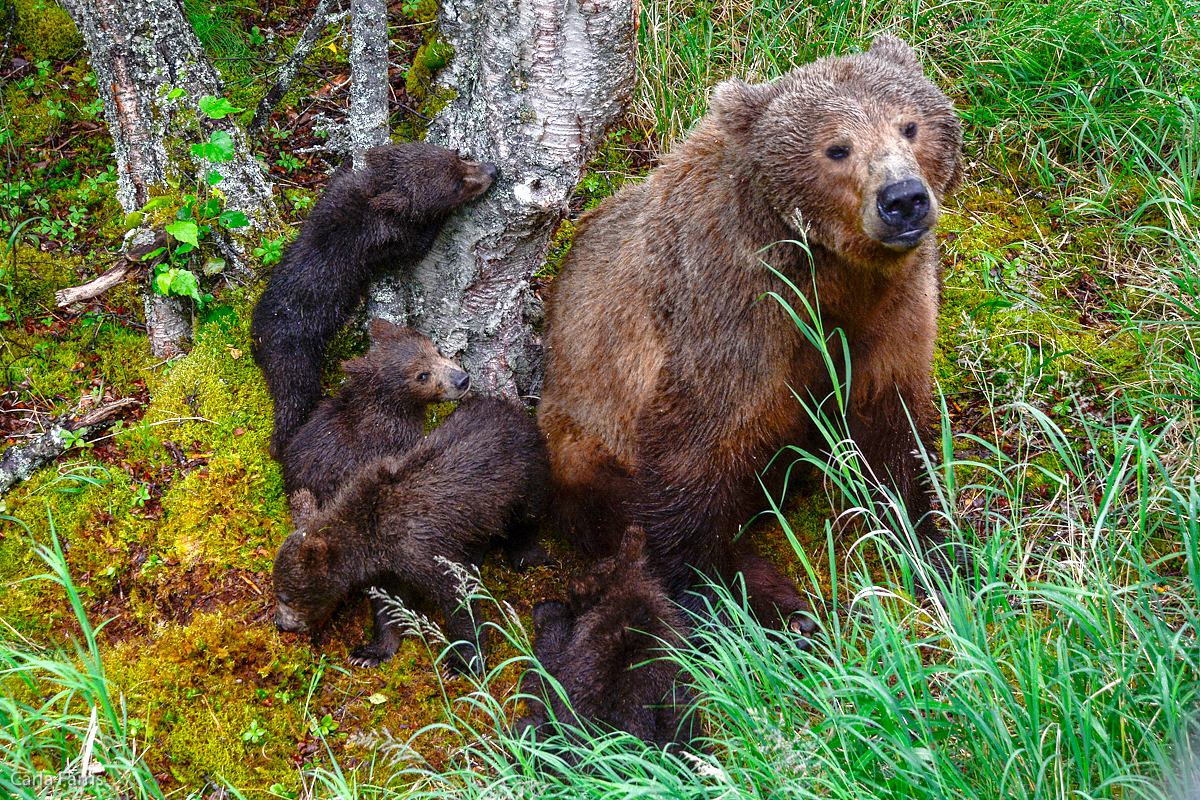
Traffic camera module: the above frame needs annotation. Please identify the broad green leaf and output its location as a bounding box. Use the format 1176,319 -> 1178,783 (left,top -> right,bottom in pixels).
165,220 -> 199,247
198,96 -> 244,120
219,210 -> 249,229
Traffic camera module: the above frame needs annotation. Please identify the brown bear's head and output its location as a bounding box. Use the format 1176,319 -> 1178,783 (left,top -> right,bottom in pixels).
273,490 -> 347,632
364,142 -> 498,218
344,319 -> 471,404
712,35 -> 963,269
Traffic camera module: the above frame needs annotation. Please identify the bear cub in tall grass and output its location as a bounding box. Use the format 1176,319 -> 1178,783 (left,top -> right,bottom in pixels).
515,526 -> 703,752
272,395 -> 549,675
251,143 -> 497,457
282,319 -> 469,507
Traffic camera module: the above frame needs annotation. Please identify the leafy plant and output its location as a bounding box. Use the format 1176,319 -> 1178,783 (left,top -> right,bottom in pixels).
137,94 -> 252,307
242,718 -> 266,744
253,235 -> 287,267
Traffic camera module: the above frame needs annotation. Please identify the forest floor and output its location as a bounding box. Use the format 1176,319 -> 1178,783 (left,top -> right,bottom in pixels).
1,0 -> 1196,796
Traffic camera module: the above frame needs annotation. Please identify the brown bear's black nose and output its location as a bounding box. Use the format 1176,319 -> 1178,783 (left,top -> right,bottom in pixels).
481,162 -> 499,182
877,178 -> 930,229
452,370 -> 471,393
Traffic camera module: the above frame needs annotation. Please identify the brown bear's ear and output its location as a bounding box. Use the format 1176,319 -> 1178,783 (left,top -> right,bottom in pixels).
710,78 -> 766,139
368,318 -> 403,341
867,35 -> 921,70
342,354 -> 372,378
300,535 -> 331,571
368,318 -> 422,344
290,489 -> 319,525
617,524 -> 647,564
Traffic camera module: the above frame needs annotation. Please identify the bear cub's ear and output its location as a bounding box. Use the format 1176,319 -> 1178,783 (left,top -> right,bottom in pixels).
867,35 -> 921,69
710,78 -> 767,138
368,318 -> 421,344
290,488 -> 320,525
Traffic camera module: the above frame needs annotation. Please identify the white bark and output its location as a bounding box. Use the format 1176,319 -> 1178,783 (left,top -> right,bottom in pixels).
347,0 -> 392,160
60,0 -> 279,243
369,0 -> 637,401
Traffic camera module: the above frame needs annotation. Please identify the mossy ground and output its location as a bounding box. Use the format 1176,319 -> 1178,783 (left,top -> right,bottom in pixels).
2,1 -> 1194,796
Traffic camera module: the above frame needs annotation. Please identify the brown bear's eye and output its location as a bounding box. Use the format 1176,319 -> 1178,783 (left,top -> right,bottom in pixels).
826,146 -> 851,160
903,122 -> 918,139
417,372 -> 430,382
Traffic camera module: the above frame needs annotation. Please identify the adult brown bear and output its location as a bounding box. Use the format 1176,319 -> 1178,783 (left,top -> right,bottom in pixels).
538,36 -> 967,627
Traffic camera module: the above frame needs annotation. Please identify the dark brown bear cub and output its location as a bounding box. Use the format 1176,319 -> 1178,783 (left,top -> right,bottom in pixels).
539,36 -> 968,625
282,319 -> 469,507
251,143 -> 497,457
515,527 -> 702,752
272,395 -> 549,675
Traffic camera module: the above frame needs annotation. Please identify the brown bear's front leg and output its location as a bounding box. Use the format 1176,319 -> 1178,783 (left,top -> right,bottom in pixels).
631,412 -> 816,636
731,545 -> 818,638
847,383 -> 975,594
349,579 -> 414,668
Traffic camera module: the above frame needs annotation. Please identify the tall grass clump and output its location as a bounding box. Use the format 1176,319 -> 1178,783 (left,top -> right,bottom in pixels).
0,514 -> 165,799
298,388 -> 1199,800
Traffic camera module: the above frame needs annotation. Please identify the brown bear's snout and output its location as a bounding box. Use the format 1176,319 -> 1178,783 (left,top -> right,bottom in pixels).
274,601 -> 308,633
450,369 -> 471,394
876,178 -> 930,247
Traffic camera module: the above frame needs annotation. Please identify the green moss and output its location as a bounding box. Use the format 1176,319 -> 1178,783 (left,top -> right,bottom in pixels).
147,312 -> 289,569
405,40 -> 454,102
103,612 -> 324,791
1,466 -> 137,637
399,0 -> 437,22
12,0 -> 82,62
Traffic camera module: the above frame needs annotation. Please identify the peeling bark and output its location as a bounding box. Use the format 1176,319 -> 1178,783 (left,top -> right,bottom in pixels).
369,0 -> 637,402
60,0 -> 282,355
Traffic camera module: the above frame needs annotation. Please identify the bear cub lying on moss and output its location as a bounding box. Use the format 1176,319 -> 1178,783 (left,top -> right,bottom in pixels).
251,143 -> 497,458
282,319 -> 470,507
272,395 -> 549,674
515,526 -> 702,752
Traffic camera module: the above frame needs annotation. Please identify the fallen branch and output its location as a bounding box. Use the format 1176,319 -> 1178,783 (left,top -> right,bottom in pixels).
55,260 -> 136,307
54,229 -> 167,308
0,398 -> 141,495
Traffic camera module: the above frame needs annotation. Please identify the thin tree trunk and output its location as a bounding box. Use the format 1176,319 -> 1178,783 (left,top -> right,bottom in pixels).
369,0 -> 637,401
347,0 -> 391,160
60,0 -> 282,355
249,0 -> 338,135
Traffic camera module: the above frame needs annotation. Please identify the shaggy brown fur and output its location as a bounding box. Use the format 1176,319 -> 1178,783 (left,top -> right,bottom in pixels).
272,395 -> 549,675
515,527 -> 702,751
539,36 -> 966,622
282,319 -> 469,506
251,143 -> 497,457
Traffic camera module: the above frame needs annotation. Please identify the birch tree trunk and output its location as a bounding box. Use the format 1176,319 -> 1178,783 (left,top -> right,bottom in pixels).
369,0 -> 637,401
60,0 -> 282,357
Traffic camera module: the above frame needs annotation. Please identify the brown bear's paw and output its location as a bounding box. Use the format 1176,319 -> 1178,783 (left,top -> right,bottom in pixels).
444,642 -> 486,677
503,539 -> 555,573
347,642 -> 396,668
785,611 -> 818,651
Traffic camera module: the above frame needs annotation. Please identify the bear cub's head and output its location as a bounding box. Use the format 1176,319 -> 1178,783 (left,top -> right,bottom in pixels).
363,143 -> 498,218
711,35 -> 963,267
345,319 -> 471,406
272,488 -> 341,633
